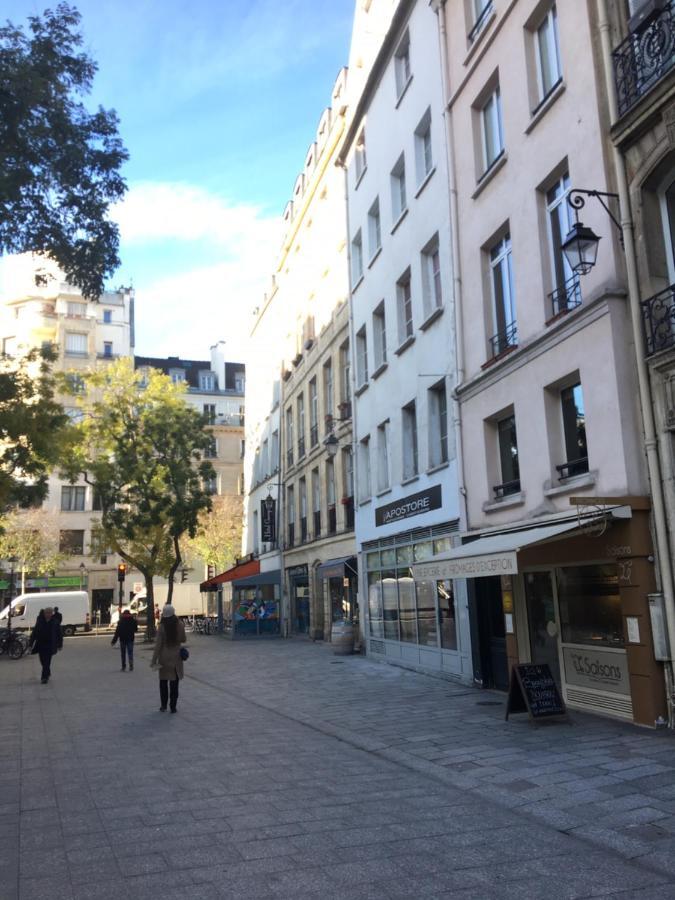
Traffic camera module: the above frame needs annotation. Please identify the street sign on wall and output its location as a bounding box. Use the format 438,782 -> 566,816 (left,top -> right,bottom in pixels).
261,498 -> 276,543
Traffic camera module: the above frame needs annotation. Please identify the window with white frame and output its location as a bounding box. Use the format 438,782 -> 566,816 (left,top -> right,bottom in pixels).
402,400 -> 419,480
103,309 -> 112,324
414,108 -> 433,185
339,341 -> 351,404
560,382 -> 588,476
546,172 -> 578,312
376,420 -> 390,492
170,369 -> 185,383
286,407 -> 294,465
323,359 -> 334,431
287,485 -> 295,545
481,86 -> 504,174
67,301 -> 86,317
299,476 -> 308,542
309,378 -> 318,446
368,198 -> 381,259
355,130 -> 367,182
394,30 -> 411,97
372,301 -> 387,369
469,0 -> 494,42
421,234 -> 442,318
297,393 -> 306,458
351,229 -> 364,285
199,372 -> 216,391
356,325 -> 368,387
312,467 -> 321,536
390,154 -> 407,221
488,232 -> 517,355
428,380 -> 449,468
271,429 -> 279,470
359,436 -> 371,502
496,413 -> 520,496
61,485 -> 86,511
343,445 -> 354,498
203,403 -> 216,424
535,5 -> 562,102
65,332 -> 87,356
396,269 -> 413,345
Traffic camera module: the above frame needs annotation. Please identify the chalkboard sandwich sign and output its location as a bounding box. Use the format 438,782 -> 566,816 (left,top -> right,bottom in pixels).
505,663 -> 567,722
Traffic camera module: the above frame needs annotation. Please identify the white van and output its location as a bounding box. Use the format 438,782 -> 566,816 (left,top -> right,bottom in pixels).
0,591 -> 89,636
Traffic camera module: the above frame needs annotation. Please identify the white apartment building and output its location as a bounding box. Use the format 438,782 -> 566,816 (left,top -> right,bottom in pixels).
0,254 -> 134,620
340,0 -> 470,680
411,0 -> 666,726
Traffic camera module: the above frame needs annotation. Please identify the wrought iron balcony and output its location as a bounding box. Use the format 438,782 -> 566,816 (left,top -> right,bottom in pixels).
556,458 -> 589,480
488,321 -> 518,359
549,275 -> 582,318
642,283 -> 675,355
613,1 -> 675,117
493,479 -> 521,500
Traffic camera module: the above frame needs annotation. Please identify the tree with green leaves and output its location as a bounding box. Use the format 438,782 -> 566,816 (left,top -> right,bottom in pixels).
0,3 -> 128,298
0,345 -> 70,510
62,360 -> 215,638
0,506 -> 65,594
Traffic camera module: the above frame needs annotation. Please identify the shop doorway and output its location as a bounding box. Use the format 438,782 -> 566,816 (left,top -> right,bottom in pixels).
524,571 -> 561,687
473,577 -> 509,691
91,589 -> 113,624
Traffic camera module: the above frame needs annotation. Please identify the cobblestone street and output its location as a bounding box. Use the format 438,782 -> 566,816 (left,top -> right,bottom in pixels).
4,635 -> 675,899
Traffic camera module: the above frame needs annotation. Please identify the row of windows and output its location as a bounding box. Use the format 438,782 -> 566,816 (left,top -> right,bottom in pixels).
282,447 -> 355,548
64,332 -> 115,359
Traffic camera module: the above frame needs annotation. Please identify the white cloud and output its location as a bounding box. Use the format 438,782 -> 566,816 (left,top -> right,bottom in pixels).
113,181 -> 282,359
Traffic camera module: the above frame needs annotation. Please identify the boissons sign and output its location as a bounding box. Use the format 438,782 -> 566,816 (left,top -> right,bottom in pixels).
375,485 -> 442,527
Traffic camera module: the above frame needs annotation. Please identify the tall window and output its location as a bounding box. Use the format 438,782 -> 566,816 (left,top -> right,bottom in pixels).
428,380 -> 449,468
397,269 -> 413,345
65,332 -> 87,356
560,383 -> 588,476
368,198 -> 381,259
414,108 -> 433,185
59,530 -> 84,555
271,430 -> 279,470
323,359 -> 334,432
421,235 -> 442,318
205,435 -> 218,459
297,394 -> 306,459
481,87 -> 504,173
394,31 -> 411,97
351,229 -> 364,285
496,414 -> 520,496
103,309 -> 112,324
299,477 -> 307,542
309,378 -> 319,447
312,468 -> 321,537
200,372 -> 215,391
402,400 -> 419,480
355,130 -> 367,182
339,342 -> 351,405
103,341 -> 113,358
536,6 -> 562,102
377,421 -> 390,492
287,485 -> 295,546
546,173 -> 579,313
470,0 -> 494,42
343,446 -> 354,498
67,301 -> 86,317
359,436 -> 371,502
489,233 -> 517,355
61,485 -> 85,511
326,458 -> 336,533
391,154 -> 407,221
203,403 -> 216,424
356,326 -> 368,387
286,407 -> 294,467
373,302 -> 387,369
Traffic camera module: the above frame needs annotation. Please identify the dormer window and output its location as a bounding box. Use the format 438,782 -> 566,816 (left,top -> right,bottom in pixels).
170,369 -> 185,384
200,372 -> 216,391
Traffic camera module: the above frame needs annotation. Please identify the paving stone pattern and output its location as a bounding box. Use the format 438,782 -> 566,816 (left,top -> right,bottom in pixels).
4,635 -> 675,898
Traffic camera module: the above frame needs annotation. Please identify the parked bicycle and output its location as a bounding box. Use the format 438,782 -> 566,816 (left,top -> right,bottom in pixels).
0,628 -> 29,659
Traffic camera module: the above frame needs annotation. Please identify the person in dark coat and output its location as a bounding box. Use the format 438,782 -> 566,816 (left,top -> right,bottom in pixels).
53,606 -> 63,649
150,605 -> 186,713
29,607 -> 61,684
111,609 -> 138,671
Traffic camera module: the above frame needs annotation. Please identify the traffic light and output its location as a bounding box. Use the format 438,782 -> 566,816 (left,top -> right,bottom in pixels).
117,563 -> 127,583
180,568 -> 188,583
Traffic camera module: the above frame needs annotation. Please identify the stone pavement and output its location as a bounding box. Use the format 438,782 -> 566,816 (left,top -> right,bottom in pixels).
4,637 -> 675,899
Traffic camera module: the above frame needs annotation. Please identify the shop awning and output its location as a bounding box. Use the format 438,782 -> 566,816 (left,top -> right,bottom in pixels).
317,555 -> 358,579
412,511 -> 630,581
232,570 -> 281,588
200,558 -> 260,592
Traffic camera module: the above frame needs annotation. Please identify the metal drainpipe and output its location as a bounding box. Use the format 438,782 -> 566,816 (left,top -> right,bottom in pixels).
431,0 -> 468,533
597,0 -> 675,723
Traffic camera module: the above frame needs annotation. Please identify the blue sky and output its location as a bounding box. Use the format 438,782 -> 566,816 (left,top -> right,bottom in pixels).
5,1 -> 355,357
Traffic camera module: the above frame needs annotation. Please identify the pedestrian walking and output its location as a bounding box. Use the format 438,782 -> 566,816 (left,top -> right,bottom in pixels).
29,607 -> 61,684
111,608 -> 138,671
53,605 -> 63,649
150,605 -> 186,713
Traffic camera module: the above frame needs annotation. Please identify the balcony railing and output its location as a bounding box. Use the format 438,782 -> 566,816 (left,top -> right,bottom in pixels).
642,283 -> 675,355
488,321 -> 518,359
613,1 -> 675,117
549,275 -> 582,318
556,457 -> 589,480
493,479 -> 521,500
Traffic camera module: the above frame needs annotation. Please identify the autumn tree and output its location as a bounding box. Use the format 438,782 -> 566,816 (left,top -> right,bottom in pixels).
0,3 -> 128,298
0,507 -> 65,593
62,360 -> 214,638
185,494 -> 243,576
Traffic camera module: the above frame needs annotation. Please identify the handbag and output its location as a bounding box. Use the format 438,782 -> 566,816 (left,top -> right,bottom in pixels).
179,646 -> 189,661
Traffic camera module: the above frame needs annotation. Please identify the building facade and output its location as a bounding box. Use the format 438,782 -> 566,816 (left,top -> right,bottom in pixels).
0,254 -> 134,620
340,0 -> 470,680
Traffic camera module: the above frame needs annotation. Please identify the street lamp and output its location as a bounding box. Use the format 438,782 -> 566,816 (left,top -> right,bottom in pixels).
323,433 -> 339,459
79,562 -> 87,590
561,188 -> 622,276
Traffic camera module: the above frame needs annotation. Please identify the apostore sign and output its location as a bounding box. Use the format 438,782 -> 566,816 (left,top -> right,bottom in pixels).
375,484 -> 442,527
562,647 -> 630,696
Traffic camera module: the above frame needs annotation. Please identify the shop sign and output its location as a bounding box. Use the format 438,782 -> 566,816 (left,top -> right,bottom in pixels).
562,647 -> 630,696
375,485 -> 442,527
415,551 -> 517,581
260,498 -> 276,543
26,576 -> 81,588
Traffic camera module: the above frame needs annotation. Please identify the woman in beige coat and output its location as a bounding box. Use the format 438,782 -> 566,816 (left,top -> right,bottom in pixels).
150,605 -> 186,713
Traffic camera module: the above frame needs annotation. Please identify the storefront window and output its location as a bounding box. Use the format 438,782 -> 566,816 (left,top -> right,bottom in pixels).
381,548 -> 396,567
396,545 -> 413,565
438,579 -> 457,650
398,569 -> 417,643
413,541 -> 433,562
558,565 -> 624,648
416,579 -> 438,646
433,537 -> 453,555
382,571 -> 399,640
368,573 -> 384,638
366,551 -> 380,569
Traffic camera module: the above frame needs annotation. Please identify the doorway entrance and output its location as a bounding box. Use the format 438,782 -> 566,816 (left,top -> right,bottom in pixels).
472,577 -> 509,691
524,570 -> 561,687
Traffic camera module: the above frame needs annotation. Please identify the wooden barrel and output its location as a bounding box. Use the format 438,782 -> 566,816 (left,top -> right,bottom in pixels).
331,619 -> 354,655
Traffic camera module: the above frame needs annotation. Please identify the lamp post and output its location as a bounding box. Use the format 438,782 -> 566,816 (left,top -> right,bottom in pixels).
323,432 -> 339,459
561,188 -> 622,276
79,562 -> 87,591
